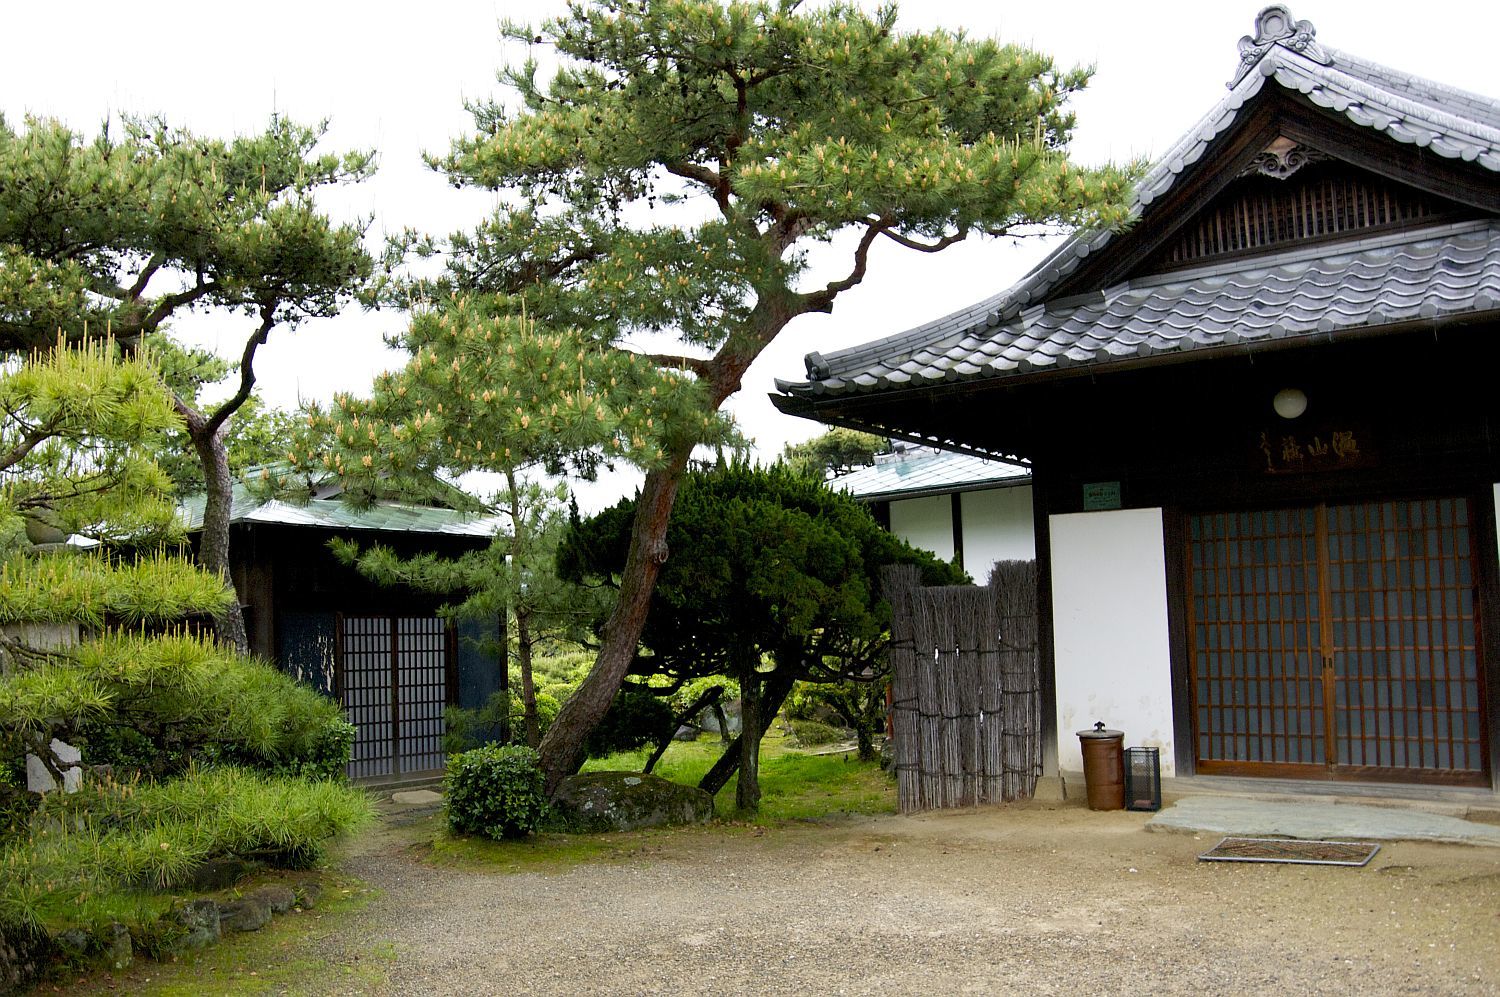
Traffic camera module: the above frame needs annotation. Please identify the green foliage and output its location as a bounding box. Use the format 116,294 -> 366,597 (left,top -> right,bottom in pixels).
669,675 -> 739,715
444,744 -> 549,840
443,690 -> 566,755
0,767 -> 372,933
584,729 -> 896,822
443,693 -> 512,754
791,679 -> 889,761
560,462 -> 966,685
585,685 -> 675,758
530,650 -> 595,688
294,301 -> 721,492
0,338 -> 182,545
1,631 -> 352,780
789,719 -> 845,747
0,114 -> 373,353
780,429 -> 888,479
0,552 -> 233,628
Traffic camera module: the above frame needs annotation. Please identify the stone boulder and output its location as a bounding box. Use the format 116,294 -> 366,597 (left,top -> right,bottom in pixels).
173,899 -> 221,949
0,921 -> 52,994
219,894 -> 272,933
551,772 -> 713,833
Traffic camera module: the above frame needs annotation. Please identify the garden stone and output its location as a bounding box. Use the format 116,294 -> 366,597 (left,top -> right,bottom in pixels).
173,899 -> 221,949
220,894 -> 273,932
0,920 -> 52,994
552,771 -> 713,833
253,885 -> 297,915
103,922 -> 131,970
25,737 -> 82,793
55,928 -> 91,962
296,880 -> 324,910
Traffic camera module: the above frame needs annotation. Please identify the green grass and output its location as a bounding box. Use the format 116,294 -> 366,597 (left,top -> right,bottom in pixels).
582,726 -> 895,822
429,728 -> 894,873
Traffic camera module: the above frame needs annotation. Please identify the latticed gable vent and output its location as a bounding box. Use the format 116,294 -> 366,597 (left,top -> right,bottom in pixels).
1150,160 -> 1458,271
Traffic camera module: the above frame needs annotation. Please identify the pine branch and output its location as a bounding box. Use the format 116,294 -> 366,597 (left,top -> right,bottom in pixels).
880,229 -> 969,254
205,303 -> 278,436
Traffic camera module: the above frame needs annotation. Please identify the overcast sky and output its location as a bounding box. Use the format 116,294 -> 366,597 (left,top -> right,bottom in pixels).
3,1 -> 1494,509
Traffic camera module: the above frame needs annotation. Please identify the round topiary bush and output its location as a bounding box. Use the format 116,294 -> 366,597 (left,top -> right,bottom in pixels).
444,744 -> 548,840
790,719 -> 845,746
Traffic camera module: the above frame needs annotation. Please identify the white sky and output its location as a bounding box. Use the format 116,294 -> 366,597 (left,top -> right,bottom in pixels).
3,1 -> 1495,509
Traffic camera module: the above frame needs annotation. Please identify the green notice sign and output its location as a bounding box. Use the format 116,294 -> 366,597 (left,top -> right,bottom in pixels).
1082,481 -> 1121,511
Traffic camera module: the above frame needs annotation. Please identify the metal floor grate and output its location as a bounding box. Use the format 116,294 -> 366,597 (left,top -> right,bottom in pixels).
1198,836 -> 1381,866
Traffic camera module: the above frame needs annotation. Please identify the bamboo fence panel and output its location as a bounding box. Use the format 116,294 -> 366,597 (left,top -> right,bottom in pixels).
885,561 -> 1040,814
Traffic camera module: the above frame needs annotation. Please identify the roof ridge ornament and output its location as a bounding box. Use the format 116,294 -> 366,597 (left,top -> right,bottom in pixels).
1230,5 -> 1331,87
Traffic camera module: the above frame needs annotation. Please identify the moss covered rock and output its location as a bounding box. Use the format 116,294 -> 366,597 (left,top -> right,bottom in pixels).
551,772 -> 712,833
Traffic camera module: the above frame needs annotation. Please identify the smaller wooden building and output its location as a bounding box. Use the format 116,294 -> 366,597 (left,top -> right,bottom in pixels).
182,483 -> 502,781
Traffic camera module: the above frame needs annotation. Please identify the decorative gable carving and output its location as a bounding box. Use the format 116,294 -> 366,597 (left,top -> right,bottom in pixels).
1238,136 -> 1329,180
1231,5 -> 1331,86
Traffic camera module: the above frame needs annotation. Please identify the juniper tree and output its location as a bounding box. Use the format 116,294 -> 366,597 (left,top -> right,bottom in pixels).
0,114 -> 373,652
370,0 -> 1132,792
559,462 -> 963,809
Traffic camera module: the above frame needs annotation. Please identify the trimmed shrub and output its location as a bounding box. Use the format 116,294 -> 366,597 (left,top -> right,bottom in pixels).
790,719 -> 845,746
586,686 -> 675,758
1,767 -> 372,933
444,745 -> 547,840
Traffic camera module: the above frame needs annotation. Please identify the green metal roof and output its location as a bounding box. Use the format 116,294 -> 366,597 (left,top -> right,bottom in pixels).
178,480 -> 500,538
836,449 -> 1030,503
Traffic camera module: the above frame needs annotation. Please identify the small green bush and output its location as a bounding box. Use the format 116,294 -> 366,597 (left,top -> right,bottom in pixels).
444,744 -> 547,840
790,719 -> 845,746
539,681 -> 576,705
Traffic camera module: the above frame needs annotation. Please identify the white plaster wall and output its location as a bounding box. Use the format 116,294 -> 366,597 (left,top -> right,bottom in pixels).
1050,508 -> 1176,776
889,495 -> 954,562
960,486 -> 1035,581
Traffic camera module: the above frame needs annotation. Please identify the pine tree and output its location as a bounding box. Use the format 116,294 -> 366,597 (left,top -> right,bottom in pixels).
366,0 -> 1133,792
330,478 -> 605,748
781,428 -> 889,479
0,114 -> 374,652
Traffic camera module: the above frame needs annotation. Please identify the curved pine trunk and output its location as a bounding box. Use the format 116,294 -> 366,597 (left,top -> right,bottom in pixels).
535,302 -> 794,797
189,417 -> 250,656
536,449 -> 690,794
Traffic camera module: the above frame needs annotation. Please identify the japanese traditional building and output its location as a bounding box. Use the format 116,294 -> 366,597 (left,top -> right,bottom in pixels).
181,479 -> 502,781
775,7 -> 1500,793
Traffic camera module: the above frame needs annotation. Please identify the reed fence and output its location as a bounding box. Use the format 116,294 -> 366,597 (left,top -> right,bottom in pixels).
885,561 -> 1041,813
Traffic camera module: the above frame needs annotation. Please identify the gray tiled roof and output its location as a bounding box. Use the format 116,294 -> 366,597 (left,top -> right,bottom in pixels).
778,7 -> 1500,402
836,449 -> 1030,502
787,221 -> 1500,393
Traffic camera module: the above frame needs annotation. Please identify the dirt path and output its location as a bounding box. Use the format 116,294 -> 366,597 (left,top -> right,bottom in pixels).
291,800 -> 1500,996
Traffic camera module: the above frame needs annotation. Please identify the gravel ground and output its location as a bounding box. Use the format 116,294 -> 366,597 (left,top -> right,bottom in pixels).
302,800 -> 1500,996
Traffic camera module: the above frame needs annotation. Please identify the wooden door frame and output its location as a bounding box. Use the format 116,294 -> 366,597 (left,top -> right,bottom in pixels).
1170,493 -> 1494,788
335,613 -> 460,780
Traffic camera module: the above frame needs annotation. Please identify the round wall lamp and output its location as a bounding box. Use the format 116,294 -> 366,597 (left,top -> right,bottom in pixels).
1272,387 -> 1308,420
